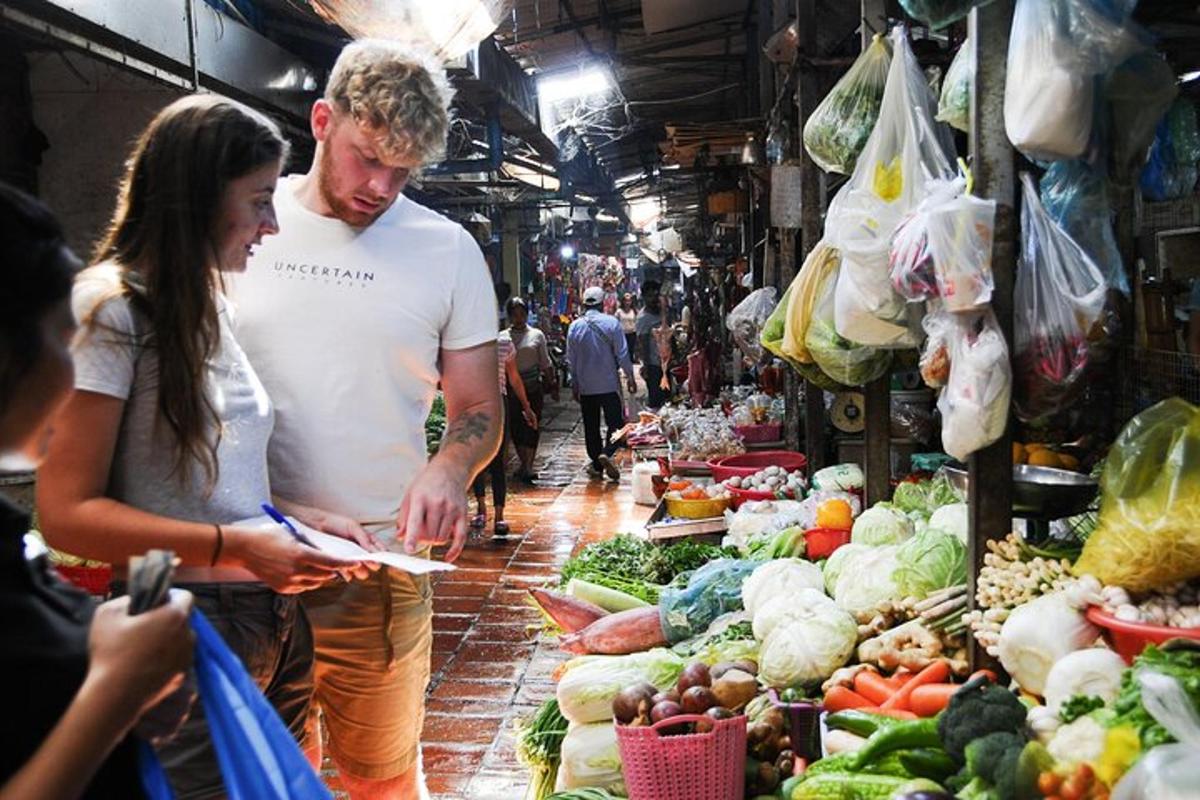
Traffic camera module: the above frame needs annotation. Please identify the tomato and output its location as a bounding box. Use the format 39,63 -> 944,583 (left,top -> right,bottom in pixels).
1060,776 -> 1084,800
668,480 -> 692,491
1038,772 -> 1063,795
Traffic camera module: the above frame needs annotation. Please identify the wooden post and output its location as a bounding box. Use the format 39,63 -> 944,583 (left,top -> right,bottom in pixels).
967,0 -> 1016,670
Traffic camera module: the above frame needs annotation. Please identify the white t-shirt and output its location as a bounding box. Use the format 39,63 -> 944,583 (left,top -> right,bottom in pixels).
227,177 -> 498,532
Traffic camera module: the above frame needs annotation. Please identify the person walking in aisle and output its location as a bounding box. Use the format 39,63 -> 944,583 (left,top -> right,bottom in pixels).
616,292 -> 638,365
227,40 -> 503,800
471,335 -> 538,538
566,286 -> 637,482
0,182 -> 195,800
501,297 -> 555,482
36,96 -> 364,799
636,281 -> 670,410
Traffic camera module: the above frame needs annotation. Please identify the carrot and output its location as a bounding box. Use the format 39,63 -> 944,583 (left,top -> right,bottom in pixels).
872,707 -> 918,720
882,673 -> 909,691
854,671 -> 898,705
881,660 -> 952,711
823,686 -> 876,712
908,683 -> 960,717
969,669 -> 999,684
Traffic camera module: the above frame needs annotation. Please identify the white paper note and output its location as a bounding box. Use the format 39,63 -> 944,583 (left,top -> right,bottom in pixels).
234,515 -> 456,575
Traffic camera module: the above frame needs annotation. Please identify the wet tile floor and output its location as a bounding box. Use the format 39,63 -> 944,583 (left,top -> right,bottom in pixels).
323,398 -> 653,799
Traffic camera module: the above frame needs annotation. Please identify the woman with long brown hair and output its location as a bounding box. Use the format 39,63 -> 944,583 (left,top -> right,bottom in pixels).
36,94 -> 363,799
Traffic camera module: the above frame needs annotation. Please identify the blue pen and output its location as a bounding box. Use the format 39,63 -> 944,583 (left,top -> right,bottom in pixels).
261,502 -> 317,548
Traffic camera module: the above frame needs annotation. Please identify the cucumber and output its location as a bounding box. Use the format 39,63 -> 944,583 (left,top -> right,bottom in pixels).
564,578 -> 650,612
790,773 -> 911,800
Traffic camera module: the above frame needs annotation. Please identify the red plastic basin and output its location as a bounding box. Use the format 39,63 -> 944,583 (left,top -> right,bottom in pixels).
725,484 -> 801,509
708,450 -> 808,483
804,528 -> 852,560
1086,606 -> 1200,664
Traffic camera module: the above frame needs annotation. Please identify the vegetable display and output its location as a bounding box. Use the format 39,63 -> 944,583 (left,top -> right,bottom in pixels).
517,699 -> 570,800
802,34 -> 892,175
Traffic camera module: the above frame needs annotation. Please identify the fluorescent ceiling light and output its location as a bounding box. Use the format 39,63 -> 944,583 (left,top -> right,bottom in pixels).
595,212 -> 619,222
1180,70 -> 1200,83
538,66 -> 613,104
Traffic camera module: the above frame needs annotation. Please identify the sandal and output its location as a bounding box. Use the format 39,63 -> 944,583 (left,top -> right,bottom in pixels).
493,521 -> 510,538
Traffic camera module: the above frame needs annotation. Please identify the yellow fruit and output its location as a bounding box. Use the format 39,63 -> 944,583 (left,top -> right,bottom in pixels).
816,499 -> 854,531
1028,450 -> 1063,468
1057,453 -> 1081,471
1012,443 -> 1027,464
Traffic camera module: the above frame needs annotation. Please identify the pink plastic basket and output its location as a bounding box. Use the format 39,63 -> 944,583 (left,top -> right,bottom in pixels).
616,714 -> 747,800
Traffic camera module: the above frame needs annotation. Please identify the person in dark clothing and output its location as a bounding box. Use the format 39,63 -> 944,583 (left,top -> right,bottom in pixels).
636,281 -> 669,409
0,182 -> 194,800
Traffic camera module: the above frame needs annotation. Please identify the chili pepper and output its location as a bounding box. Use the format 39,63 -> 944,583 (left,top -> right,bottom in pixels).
850,717 -> 943,770
823,709 -> 903,739
898,748 -> 958,782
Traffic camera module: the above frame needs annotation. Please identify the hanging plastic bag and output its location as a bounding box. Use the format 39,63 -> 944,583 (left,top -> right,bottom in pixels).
898,0 -> 993,30
806,264 -> 893,387
1040,160 -> 1129,296
1074,397 -> 1200,592
889,180 -> 960,303
1048,0 -> 1149,78
761,280 -> 847,391
919,306 -> 953,389
658,559 -> 759,643
1107,51 -> 1180,185
1013,173 -> 1107,423
802,34 -> 892,175
781,242 -> 841,364
189,611 -> 332,800
726,287 -> 778,363
1005,0 -> 1095,161
938,309 -> 1011,461
927,191 -> 996,311
827,26 -> 956,348
1140,98 -> 1200,201
937,37 -> 973,133
1112,669 -> 1200,800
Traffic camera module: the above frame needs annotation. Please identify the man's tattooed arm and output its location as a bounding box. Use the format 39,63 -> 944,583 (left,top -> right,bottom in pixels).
440,410 -> 493,449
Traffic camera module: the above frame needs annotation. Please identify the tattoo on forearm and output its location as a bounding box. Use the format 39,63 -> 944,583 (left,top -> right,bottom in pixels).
441,411 -> 492,448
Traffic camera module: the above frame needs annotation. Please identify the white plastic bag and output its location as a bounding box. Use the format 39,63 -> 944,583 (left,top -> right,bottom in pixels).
889,179 -> 963,303
805,265 -> 893,388
1005,0 -> 1094,160
826,26 -> 955,349
937,37 -> 973,133
939,309 -> 1011,461
803,34 -> 892,175
727,287 -> 778,362
927,190 -> 996,311
1113,670 -> 1200,800
919,307 -> 953,389
1014,172 -> 1107,423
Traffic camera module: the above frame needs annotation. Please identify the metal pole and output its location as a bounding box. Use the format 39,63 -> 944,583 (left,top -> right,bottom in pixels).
967,0 -> 1016,671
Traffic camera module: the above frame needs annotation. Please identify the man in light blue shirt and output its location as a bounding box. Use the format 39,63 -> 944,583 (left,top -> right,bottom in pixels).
567,286 -> 637,480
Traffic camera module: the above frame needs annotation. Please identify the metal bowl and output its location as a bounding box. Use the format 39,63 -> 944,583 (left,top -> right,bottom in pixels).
942,464 -> 1099,520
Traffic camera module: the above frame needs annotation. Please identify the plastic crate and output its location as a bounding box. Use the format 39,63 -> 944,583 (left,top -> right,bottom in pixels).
616,714 -> 747,800
55,564 -> 113,596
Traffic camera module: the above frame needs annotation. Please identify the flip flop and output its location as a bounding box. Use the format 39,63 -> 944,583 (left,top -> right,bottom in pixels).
493,521 -> 510,538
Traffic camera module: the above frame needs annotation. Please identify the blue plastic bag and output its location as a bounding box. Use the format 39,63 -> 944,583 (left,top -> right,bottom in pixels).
1141,99 -> 1200,201
1040,160 -> 1130,296
658,559 -> 758,643
141,611 -> 330,800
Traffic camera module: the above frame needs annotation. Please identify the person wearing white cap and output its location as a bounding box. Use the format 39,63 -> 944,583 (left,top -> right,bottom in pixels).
566,286 -> 637,480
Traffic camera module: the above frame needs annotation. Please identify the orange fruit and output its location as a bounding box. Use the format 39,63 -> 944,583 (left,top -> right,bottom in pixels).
816,498 -> 854,530
1013,443 -> 1027,464
1057,453 -> 1081,471
1028,450 -> 1062,469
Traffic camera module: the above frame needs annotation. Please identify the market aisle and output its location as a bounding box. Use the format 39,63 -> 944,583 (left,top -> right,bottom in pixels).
324,397 -> 653,798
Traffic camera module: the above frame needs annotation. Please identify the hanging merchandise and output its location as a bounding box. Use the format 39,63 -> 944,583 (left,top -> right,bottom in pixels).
781,241 -> 842,364
898,0 -> 993,31
827,26 -> 956,349
919,307 -> 952,389
761,278 -> 850,391
1005,0 -> 1094,160
726,287 -> 778,363
936,37 -> 973,133
802,34 -> 892,175
1047,0 -> 1149,78
889,179 -> 960,304
1075,397 -> 1200,592
1106,51 -> 1179,186
1013,173 -> 1107,423
1040,160 -> 1130,296
938,309 -> 1012,462
1141,98 -> 1200,201
805,265 -> 893,387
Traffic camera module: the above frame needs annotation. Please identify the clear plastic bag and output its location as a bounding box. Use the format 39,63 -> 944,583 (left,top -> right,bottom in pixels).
1005,0 -> 1094,161
802,34 -> 892,175
1048,0 -> 1149,77
805,264 -> 893,387
919,307 -> 953,389
726,287 -> 779,362
760,280 -> 847,391
827,26 -> 955,349
658,559 -> 759,643
1113,670 -> 1200,800
938,309 -> 1011,461
1140,98 -> 1200,201
937,37 -> 973,133
1013,172 -> 1107,423
927,189 -> 996,311
1040,160 -> 1129,296
1074,397 -> 1200,592
782,242 -> 841,364
1107,51 -> 1179,185
898,0 -> 993,30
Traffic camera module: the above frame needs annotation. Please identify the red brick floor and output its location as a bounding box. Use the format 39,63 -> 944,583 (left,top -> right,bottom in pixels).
323,398 -> 652,799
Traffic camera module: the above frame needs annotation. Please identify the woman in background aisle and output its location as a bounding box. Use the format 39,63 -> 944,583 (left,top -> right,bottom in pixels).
471,337 -> 538,538
501,297 -> 556,482
616,293 -> 638,364
35,95 -> 363,800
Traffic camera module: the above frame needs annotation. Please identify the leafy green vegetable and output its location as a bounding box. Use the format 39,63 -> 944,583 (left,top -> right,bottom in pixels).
1110,643 -> 1200,750
563,570 -> 660,604
1059,694 -> 1106,724
802,35 -> 892,174
516,699 -> 569,800
424,392 -> 446,456
559,535 -> 734,595
892,527 -> 967,600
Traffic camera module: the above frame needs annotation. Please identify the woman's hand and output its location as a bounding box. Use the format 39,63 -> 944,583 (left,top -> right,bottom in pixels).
521,404 -> 539,430
222,526 -> 362,592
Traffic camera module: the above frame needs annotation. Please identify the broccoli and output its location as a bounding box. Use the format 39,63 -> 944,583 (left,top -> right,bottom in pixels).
964,732 -> 1025,784
956,776 -> 1000,800
937,675 -> 1028,761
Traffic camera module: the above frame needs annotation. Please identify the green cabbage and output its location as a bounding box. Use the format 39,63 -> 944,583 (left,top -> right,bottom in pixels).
928,502 -> 969,544
851,505 -> 916,546
823,543 -> 871,594
758,600 -> 859,688
892,527 -> 967,599
832,545 -> 902,615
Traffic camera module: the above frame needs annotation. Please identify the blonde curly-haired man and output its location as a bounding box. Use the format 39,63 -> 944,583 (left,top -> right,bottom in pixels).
229,39 -> 502,799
